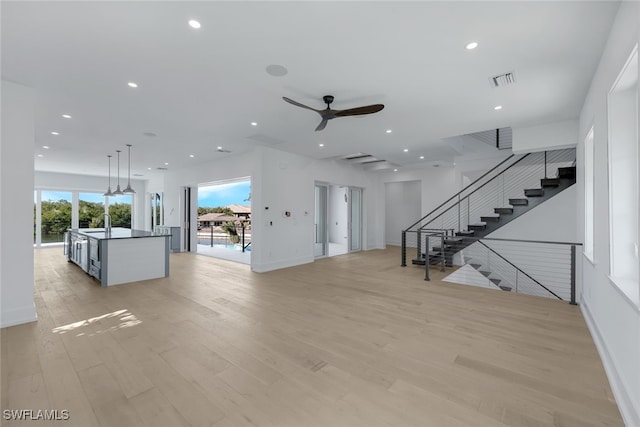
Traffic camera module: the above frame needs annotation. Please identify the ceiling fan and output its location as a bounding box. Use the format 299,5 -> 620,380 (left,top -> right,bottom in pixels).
282,95 -> 384,131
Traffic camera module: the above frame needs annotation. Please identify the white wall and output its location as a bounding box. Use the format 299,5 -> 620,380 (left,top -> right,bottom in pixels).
1,81 -> 37,327
385,180 -> 421,246
577,3 -> 640,425
34,171 -> 147,230
329,185 -> 348,245
487,185 -> 577,242
161,146 -> 384,272
512,119 -> 578,154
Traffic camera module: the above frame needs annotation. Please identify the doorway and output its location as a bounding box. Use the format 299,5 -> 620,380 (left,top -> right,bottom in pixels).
314,183 -> 362,258
196,177 -> 252,264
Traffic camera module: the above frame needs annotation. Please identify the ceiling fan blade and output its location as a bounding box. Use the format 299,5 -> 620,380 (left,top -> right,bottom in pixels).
334,104 -> 385,117
282,97 -> 321,113
315,118 -> 329,131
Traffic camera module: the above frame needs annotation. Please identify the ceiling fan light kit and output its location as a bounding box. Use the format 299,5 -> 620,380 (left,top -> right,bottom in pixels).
282,95 -> 384,131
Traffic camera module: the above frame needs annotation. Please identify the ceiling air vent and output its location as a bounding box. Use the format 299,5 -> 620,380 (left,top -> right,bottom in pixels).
489,71 -> 516,88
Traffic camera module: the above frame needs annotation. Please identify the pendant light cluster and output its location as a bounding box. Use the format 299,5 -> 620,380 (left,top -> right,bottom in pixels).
104,145 -> 136,196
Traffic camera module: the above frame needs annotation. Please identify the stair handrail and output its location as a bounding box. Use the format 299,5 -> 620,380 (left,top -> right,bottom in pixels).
416,153 -> 537,231
475,240 -> 562,300
404,153 -> 522,231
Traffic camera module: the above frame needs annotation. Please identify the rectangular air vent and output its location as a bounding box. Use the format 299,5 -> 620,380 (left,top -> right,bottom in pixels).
489,71 -> 516,88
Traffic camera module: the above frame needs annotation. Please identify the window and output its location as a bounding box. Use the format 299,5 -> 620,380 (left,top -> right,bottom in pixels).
108,194 -> 132,228
584,127 -> 594,261
40,190 -> 72,244
79,192 -> 106,228
607,46 -> 639,304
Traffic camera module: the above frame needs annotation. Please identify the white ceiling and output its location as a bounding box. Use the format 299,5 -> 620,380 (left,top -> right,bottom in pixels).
1,1 -> 619,179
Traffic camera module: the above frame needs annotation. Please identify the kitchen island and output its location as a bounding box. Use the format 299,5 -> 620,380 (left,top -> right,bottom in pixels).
66,228 -> 170,286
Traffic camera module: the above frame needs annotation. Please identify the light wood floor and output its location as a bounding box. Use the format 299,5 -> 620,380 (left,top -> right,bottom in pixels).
1,247 -> 623,427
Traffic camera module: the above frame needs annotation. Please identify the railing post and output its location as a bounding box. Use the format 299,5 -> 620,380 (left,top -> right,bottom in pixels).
440,233 -> 445,272
401,231 -> 407,267
416,230 -> 422,264
570,244 -> 577,305
242,224 -> 245,253
457,194 -> 461,233
424,236 -> 430,281
515,269 -> 519,293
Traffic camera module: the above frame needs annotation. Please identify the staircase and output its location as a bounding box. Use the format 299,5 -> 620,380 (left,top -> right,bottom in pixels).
412,164 -> 576,267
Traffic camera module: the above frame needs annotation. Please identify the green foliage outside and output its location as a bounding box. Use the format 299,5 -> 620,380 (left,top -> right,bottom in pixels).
221,221 -> 240,243
37,199 -> 131,242
198,206 -> 235,216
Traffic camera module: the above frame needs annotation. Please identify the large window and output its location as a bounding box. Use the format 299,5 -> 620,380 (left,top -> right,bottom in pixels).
79,192 -> 106,228
607,46 -> 639,304
33,190 -> 135,247
40,191 -> 72,244
108,194 -> 131,228
584,127 -> 594,261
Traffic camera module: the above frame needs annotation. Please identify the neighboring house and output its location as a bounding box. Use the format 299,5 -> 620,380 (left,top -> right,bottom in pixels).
197,213 -> 240,228
225,204 -> 251,220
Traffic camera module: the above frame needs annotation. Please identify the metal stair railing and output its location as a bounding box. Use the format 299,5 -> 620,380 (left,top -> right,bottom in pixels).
401,148 -> 576,267
459,238 -> 581,304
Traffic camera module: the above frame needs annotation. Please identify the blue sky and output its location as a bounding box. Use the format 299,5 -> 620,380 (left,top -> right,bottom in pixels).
198,180 -> 251,208
38,191 -> 130,204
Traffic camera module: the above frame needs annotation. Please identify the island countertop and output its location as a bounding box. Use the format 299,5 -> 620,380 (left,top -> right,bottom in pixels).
66,227 -> 170,286
69,227 -> 168,240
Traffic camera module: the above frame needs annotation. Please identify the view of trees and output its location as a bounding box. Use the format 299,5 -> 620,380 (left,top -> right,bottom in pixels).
198,206 -> 235,216
37,199 -> 131,242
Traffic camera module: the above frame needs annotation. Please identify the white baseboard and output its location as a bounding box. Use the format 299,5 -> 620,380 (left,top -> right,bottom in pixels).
581,300 -> 640,427
252,255 -> 313,273
1,304 -> 37,328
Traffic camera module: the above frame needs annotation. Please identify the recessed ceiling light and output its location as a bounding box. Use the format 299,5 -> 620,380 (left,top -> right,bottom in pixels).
494,105 -> 503,110
37,154 -> 44,158
386,129 -> 392,134
403,148 -> 409,152
147,167 -> 152,170
466,42 -> 478,50
393,168 -> 398,172
62,114 -> 72,119
50,131 -> 59,135
164,162 -> 169,166
128,82 -> 138,88
319,143 -> 324,147
43,145 -> 50,149
265,64 -> 288,77
188,19 -> 201,29
189,154 -> 195,158
420,156 -> 424,160
251,122 -> 257,126
217,146 -> 222,150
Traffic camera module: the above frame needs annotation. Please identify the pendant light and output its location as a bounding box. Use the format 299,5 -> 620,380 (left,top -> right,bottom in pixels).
103,155 -> 114,196
123,144 -> 136,194
112,150 -> 124,195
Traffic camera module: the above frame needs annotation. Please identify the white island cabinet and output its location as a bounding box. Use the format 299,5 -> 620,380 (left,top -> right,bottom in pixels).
66,228 -> 170,286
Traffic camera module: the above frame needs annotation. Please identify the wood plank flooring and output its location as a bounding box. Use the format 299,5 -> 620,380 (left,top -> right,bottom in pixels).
1,246 -> 623,426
